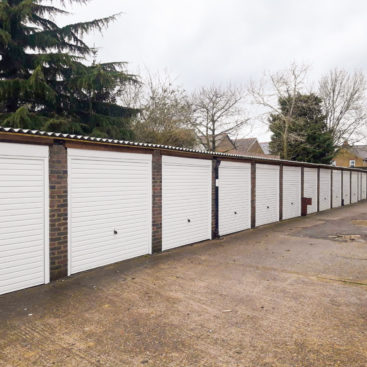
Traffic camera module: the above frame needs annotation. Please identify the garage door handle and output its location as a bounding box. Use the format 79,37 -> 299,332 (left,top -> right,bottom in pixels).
187,219 -> 191,223
267,206 -> 270,209
291,202 -> 294,205
234,211 -> 237,215
114,229 -> 118,235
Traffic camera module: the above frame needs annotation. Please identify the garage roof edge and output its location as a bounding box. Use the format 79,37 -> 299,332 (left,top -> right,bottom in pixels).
0,126 -> 365,171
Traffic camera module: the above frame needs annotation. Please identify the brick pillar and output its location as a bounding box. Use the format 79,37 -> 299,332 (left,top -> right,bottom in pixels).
49,143 -> 68,280
279,164 -> 283,221
152,150 -> 162,253
251,162 -> 256,228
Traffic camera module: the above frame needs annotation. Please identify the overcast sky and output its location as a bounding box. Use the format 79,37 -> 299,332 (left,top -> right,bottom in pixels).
55,0 -> 367,140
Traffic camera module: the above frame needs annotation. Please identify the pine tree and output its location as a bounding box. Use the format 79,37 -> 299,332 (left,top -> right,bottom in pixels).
0,0 -> 138,139
269,93 -> 335,164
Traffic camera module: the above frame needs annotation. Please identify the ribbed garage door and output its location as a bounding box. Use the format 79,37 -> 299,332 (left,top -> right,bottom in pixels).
319,169 -> 331,211
351,172 -> 358,203
358,172 -> 363,201
68,149 -> 152,275
162,156 -> 211,251
363,173 -> 367,200
0,143 -> 49,295
332,170 -> 342,208
256,164 -> 279,227
343,171 -> 350,205
219,161 -> 251,236
304,168 -> 318,214
282,166 -> 301,220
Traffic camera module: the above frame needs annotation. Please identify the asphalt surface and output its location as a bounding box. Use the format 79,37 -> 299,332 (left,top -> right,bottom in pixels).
1,202 -> 367,367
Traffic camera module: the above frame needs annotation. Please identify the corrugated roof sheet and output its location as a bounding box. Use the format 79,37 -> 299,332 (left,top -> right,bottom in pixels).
0,126 -> 363,170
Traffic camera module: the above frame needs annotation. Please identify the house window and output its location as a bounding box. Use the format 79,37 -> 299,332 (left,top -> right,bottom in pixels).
331,161 -> 336,166
349,160 -> 355,167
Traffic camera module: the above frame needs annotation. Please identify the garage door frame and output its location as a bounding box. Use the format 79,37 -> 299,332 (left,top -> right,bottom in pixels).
256,164 -> 280,227
162,155 -> 212,251
67,148 -> 152,276
218,161 -> 251,236
282,166 -> 301,220
0,142 -> 50,294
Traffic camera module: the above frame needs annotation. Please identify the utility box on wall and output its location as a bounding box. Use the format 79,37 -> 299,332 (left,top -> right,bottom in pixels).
301,197 -> 312,216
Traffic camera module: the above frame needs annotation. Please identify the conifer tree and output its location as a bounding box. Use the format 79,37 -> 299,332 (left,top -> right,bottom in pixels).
269,93 -> 335,164
0,0 -> 137,139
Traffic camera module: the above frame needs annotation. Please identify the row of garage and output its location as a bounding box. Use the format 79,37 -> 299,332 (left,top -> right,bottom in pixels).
1,142 -> 367,295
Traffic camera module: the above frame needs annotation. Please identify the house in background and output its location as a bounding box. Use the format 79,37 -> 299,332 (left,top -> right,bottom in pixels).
332,143 -> 367,168
260,142 -> 271,154
197,133 -> 237,152
197,134 -> 279,158
233,138 -> 264,155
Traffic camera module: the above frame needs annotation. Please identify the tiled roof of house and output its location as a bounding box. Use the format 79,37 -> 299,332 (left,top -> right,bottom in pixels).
349,145 -> 367,160
234,138 -> 258,152
198,133 -> 235,148
260,142 -> 271,155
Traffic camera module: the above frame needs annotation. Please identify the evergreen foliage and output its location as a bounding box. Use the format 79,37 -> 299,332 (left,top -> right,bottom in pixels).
269,93 -> 335,164
0,0 -> 137,139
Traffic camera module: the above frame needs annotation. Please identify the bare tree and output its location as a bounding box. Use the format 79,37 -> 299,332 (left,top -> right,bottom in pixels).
319,69 -> 367,146
190,84 -> 249,151
248,63 -> 309,159
121,71 -> 196,148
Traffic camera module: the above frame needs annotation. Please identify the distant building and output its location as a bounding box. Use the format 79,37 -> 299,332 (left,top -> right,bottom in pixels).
197,133 -> 236,152
197,134 -> 279,158
332,143 -> 367,168
232,138 -> 265,156
260,142 -> 271,155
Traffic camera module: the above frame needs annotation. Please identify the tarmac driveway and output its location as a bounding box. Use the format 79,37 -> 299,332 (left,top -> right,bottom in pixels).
1,203 -> 367,367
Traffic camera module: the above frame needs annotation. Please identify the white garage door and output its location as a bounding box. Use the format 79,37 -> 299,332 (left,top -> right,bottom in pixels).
332,170 -> 342,208
282,166 -> 301,220
358,172 -> 363,201
351,172 -> 358,203
304,168 -> 318,214
68,149 -> 152,275
0,143 -> 49,295
162,156 -> 212,251
256,164 -> 279,227
343,171 -> 350,205
319,169 -> 331,211
219,161 -> 251,236
363,173 -> 367,200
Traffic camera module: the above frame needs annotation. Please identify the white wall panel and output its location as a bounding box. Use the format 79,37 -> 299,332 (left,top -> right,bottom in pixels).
219,161 -> 251,236
0,143 -> 49,295
343,171 -> 350,205
332,170 -> 342,208
68,149 -> 152,275
282,166 -> 301,220
304,168 -> 318,214
256,164 -> 279,226
162,156 -> 212,251
351,172 -> 358,203
319,169 -> 331,211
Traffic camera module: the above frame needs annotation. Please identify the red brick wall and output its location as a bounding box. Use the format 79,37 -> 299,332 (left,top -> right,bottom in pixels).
49,143 -> 68,280
152,151 -> 162,252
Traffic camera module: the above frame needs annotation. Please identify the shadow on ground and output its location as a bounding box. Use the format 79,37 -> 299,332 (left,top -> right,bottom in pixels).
1,203 -> 367,367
